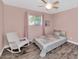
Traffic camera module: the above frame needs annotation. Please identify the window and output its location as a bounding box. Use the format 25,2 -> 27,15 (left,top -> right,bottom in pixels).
28,15 -> 42,26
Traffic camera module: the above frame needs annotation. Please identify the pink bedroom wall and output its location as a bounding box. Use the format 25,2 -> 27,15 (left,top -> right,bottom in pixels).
44,15 -> 54,35
4,5 -> 25,45
3,3 -> 77,47
4,5 -> 25,37
0,0 -> 3,50
27,13 -> 53,40
3,5 -> 53,45
52,7 -> 78,43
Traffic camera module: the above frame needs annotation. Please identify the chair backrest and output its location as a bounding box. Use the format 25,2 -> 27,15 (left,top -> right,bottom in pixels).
6,32 -> 20,42
6,32 -> 20,49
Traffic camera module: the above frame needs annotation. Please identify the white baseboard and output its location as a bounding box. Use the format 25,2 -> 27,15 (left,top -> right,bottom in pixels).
67,40 -> 78,45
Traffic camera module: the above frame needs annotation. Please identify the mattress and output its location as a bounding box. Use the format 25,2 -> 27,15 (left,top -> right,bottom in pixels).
34,35 -> 67,57
35,35 -> 66,45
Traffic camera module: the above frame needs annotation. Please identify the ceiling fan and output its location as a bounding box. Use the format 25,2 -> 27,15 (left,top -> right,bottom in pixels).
39,0 -> 59,10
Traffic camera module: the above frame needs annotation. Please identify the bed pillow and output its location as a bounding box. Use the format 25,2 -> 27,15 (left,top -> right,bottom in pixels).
53,29 -> 66,39
60,32 -> 66,37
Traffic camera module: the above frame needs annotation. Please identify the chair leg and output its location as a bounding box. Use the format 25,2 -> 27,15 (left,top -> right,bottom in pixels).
18,48 -> 21,52
27,43 -> 30,46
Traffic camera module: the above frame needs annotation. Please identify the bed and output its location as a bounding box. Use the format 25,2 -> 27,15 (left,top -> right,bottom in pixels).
33,30 -> 67,57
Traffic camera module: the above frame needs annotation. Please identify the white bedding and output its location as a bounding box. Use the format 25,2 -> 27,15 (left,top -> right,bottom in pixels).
33,36 -> 67,57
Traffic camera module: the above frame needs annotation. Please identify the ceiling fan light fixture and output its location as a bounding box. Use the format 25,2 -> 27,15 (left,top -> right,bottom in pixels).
45,3 -> 52,9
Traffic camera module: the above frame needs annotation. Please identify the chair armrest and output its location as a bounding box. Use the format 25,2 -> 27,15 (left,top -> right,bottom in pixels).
20,37 -> 30,43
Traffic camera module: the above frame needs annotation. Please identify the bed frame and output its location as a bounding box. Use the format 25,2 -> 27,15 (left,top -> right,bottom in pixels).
33,37 -> 67,57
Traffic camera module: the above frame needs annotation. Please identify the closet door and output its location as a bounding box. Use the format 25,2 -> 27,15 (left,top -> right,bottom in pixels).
28,15 -> 43,41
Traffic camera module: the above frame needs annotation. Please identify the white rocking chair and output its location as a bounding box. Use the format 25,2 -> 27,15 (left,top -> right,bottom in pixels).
6,32 -> 29,53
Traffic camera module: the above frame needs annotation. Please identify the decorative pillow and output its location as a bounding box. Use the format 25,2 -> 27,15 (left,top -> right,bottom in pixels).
60,32 -> 66,37
53,29 -> 66,39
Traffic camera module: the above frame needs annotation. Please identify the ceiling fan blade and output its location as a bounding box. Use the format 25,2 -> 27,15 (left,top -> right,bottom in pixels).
53,6 -> 59,9
53,7 -> 59,9
54,1 -> 59,4
52,1 -> 59,9
41,0 -> 47,4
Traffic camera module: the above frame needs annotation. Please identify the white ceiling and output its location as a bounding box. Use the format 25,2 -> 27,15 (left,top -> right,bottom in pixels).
2,0 -> 78,14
